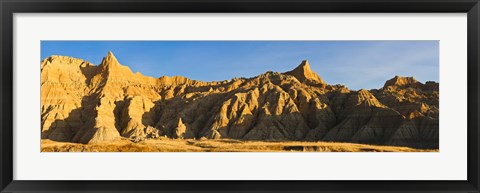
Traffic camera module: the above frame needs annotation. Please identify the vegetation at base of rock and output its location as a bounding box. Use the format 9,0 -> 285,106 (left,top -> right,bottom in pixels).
41,139 -> 437,152
41,51 -> 439,151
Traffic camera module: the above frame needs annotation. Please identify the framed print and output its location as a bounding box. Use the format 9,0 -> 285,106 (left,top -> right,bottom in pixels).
1,0 -> 479,192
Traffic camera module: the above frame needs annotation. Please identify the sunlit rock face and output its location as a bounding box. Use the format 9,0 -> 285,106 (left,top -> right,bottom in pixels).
41,52 -> 439,148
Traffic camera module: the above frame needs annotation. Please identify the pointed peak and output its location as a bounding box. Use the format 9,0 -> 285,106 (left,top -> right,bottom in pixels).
352,89 -> 385,108
283,60 -> 325,84
100,51 -> 120,68
104,51 -> 117,61
293,60 -> 312,72
357,89 -> 375,99
97,52 -> 136,78
299,60 -> 310,68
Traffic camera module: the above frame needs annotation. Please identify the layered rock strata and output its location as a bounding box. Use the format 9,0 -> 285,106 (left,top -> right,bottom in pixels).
41,52 -> 439,148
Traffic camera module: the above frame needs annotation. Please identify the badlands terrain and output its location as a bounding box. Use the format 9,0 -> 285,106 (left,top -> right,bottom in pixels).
41,52 -> 439,152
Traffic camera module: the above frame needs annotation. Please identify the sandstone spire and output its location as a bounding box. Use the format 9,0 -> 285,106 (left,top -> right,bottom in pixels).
100,51 -> 121,69
97,51 -> 137,79
284,60 -> 325,84
173,117 -> 194,139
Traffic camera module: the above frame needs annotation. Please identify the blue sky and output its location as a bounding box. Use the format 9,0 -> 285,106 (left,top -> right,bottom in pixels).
41,41 -> 439,90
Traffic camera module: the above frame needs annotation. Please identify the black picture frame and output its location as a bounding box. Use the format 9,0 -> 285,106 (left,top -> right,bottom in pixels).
1,0 -> 479,192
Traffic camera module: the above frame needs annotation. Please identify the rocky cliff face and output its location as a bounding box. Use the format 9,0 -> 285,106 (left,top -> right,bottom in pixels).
41,52 -> 439,148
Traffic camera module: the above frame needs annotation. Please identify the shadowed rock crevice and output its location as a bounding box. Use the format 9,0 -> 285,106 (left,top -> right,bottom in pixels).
40,52 -> 439,149
41,108 -> 82,142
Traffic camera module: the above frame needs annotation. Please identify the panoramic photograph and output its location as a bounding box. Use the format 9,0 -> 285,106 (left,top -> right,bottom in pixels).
40,41 -> 439,152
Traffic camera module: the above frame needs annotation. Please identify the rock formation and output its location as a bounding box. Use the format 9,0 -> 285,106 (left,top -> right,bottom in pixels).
41,52 -> 439,149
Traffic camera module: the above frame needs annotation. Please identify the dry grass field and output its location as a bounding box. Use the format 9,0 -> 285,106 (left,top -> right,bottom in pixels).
41,138 -> 438,152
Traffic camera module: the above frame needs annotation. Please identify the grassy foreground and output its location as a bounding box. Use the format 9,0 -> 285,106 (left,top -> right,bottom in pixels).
41,138 -> 438,152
